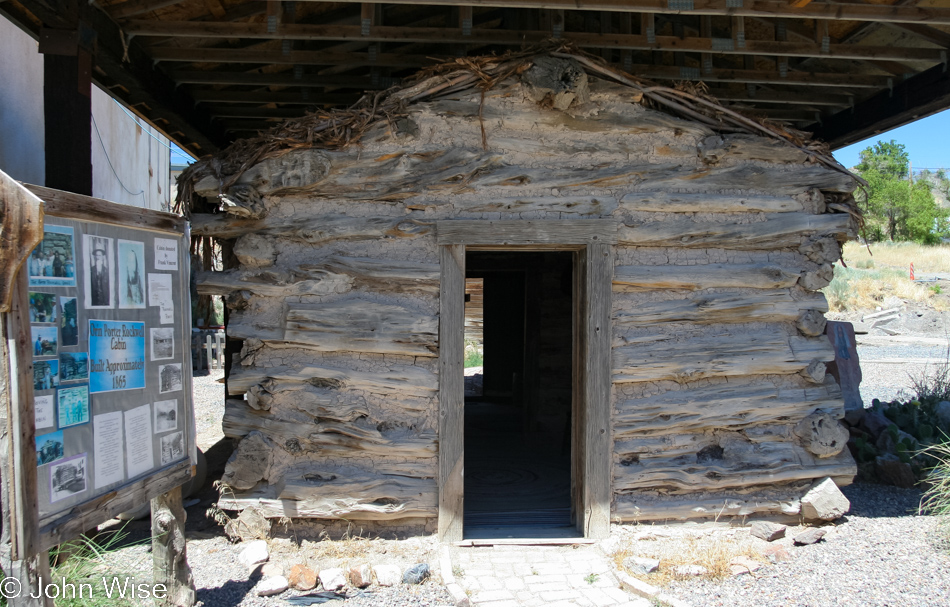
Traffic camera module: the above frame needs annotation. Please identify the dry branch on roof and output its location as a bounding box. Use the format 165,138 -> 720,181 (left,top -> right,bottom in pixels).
176,42 -> 861,217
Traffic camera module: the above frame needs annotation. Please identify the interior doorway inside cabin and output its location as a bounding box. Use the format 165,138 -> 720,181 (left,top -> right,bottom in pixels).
462,251 -> 575,539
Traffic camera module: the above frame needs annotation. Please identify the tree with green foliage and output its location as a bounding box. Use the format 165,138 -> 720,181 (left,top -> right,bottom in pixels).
855,140 -> 949,243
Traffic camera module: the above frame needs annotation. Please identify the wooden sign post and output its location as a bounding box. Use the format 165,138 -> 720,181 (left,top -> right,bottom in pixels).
0,171 -> 197,605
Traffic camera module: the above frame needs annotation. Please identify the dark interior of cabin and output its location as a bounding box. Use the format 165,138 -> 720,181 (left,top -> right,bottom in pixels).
463,251 -> 575,538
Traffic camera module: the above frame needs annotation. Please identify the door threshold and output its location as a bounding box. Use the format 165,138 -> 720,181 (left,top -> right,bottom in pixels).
458,525 -> 592,545
455,537 -> 596,546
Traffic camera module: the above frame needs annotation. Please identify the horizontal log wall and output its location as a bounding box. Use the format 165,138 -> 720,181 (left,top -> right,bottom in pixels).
196,74 -> 857,527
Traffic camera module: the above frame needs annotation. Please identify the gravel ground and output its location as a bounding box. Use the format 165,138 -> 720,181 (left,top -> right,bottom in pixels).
663,484 -> 950,607
192,368 -> 226,449
104,315 -> 950,607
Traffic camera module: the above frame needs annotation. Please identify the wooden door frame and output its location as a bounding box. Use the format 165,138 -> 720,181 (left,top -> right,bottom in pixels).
436,220 -> 615,541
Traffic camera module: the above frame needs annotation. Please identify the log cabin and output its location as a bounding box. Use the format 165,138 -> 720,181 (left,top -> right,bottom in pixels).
179,50 -> 859,541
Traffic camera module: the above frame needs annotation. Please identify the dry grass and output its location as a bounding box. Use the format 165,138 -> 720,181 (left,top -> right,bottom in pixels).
263,522 -> 440,578
843,241 -> 950,274
823,265 -> 948,312
612,528 -> 765,585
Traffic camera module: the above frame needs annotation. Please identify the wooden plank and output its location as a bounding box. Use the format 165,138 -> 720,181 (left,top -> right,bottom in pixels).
197,257 -> 439,297
0,172 -> 44,313
572,248 -> 586,532
317,255 -> 440,295
227,362 -> 438,398
151,486 -> 196,607
613,263 -> 802,292
283,300 -> 438,357
218,471 -> 438,520
190,214 -> 433,243
126,20 -> 950,61
582,243 -> 613,539
38,460 -> 193,552
2,271 -> 53,605
5,275 -> 40,560
222,402 -> 437,457
617,213 -> 854,250
613,290 -> 828,326
632,164 -> 855,195
109,0 -> 186,19
437,220 -> 617,246
613,493 -> 804,522
619,191 -> 804,214
614,379 -> 843,438
438,244 -> 465,542
294,0 -> 950,26
810,61 -> 950,149
614,443 -> 855,492
620,64 -> 885,88
442,196 -> 619,216
149,47 -> 445,67
24,184 -> 185,234
612,334 -> 835,384
195,268 -> 354,298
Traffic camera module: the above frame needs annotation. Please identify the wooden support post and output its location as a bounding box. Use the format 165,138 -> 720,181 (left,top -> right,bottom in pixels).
1,273 -> 53,607
151,486 -> 195,607
41,33 -> 92,196
438,245 -> 465,542
816,19 -> 830,53
579,244 -> 612,539
733,15 -> 746,49
618,12 -> 632,72
701,16 -> 713,75
776,18 -> 788,77
458,6 -> 472,57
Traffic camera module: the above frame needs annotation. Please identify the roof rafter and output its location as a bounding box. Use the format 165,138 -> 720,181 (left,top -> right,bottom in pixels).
282,0 -> 950,27
125,20 -> 947,63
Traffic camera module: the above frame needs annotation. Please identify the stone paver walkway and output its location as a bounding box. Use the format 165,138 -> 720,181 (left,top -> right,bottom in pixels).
445,543 -> 652,607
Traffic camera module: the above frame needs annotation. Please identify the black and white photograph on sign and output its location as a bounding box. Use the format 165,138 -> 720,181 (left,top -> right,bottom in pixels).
36,430 -> 64,466
32,325 -> 58,357
35,394 -> 55,429
58,384 -> 89,428
154,237 -> 178,271
160,431 -> 184,465
84,235 -> 114,309
60,352 -> 89,382
150,327 -> 174,360
33,360 -> 59,391
50,453 -> 87,503
153,399 -> 178,433
60,296 -> 78,346
29,292 -> 58,324
117,239 -> 146,309
29,225 -> 77,287
158,363 -> 182,394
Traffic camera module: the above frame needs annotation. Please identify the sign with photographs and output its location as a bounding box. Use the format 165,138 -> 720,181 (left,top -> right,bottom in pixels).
25,209 -> 194,527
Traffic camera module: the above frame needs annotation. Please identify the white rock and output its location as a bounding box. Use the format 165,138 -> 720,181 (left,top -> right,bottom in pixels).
238,540 -> 269,570
800,477 -> 850,521
599,535 -> 623,556
623,556 -> 660,574
318,567 -> 346,591
261,563 -> 283,577
373,564 -> 402,587
256,576 -> 288,597
673,565 -> 707,577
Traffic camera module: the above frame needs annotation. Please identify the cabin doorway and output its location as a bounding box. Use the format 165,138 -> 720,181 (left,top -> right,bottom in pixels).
437,222 -> 613,542
462,251 -> 575,538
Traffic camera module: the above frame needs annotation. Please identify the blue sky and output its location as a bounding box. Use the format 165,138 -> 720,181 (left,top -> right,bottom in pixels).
832,109 -> 950,172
